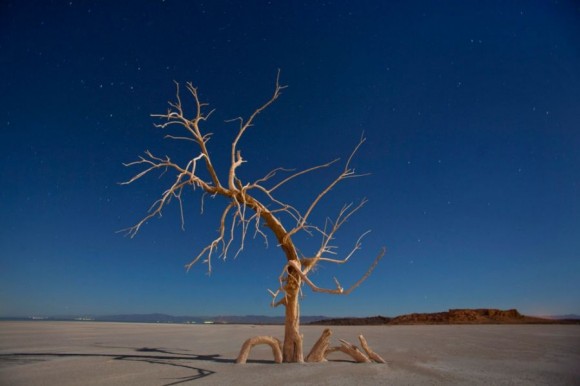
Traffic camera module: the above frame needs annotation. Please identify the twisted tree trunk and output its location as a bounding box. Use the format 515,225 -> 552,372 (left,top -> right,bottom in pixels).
282,271 -> 303,362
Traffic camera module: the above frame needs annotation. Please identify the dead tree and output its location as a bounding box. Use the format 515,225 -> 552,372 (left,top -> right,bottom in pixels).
121,71 -> 386,363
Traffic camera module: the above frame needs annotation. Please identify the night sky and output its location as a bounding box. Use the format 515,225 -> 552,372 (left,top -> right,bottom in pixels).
1,0 -> 579,318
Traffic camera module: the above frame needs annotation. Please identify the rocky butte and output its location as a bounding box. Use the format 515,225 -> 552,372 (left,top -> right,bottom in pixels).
311,309 -> 577,325
389,308 -> 539,325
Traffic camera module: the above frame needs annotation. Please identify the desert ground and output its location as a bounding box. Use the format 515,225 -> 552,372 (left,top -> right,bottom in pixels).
0,321 -> 579,385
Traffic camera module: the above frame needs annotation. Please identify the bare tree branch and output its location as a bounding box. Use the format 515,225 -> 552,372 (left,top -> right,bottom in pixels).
267,159 -> 340,193
358,335 -> 386,363
287,247 -> 385,295
284,136 -> 369,243
151,81 -> 222,189
302,200 -> 369,271
326,339 -> 371,363
228,69 -> 287,191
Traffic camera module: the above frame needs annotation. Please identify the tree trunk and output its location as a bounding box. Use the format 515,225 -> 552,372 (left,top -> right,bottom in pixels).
282,269 -> 303,362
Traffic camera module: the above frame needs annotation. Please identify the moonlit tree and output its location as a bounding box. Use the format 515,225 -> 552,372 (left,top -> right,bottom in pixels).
122,72 -> 386,364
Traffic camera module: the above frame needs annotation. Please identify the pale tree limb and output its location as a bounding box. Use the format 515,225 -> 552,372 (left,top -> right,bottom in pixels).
245,159 -> 350,227
164,134 -> 195,142
299,200 -> 370,277
329,246 -> 385,295
315,200 -> 369,259
119,179 -> 192,237
123,72 -> 298,273
284,136 -> 369,243
269,246 -> 385,308
286,247 -> 386,295
184,202 -> 234,272
236,336 -> 283,364
246,184 -> 302,223
267,159 -> 340,193
228,69 -> 287,191
307,331 -> 385,364
267,288 -> 284,307
358,335 -> 386,364
315,230 -> 371,265
120,151 -> 212,192
326,339 -> 371,363
269,255 -> 306,308
122,76 -> 377,278
252,166 -> 295,186
151,81 -> 222,189
306,328 -> 332,362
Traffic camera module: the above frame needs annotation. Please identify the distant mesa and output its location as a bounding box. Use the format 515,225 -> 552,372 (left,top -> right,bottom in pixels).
390,308 -> 535,325
310,315 -> 391,326
310,309 -> 580,326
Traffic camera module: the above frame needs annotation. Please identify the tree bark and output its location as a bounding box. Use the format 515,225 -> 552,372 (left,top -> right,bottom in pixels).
282,269 -> 303,362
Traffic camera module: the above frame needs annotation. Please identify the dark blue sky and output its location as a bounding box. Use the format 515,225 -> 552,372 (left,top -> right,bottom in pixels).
1,0 -> 579,317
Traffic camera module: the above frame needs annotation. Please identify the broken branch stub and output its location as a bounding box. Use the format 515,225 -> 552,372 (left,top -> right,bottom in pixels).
306,328 -> 333,362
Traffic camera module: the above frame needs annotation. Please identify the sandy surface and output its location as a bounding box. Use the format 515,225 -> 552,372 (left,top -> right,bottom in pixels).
0,321 -> 579,385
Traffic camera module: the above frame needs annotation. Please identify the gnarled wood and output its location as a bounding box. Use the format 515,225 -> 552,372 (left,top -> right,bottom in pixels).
306,328 -> 332,362
122,73 -> 386,364
236,336 -> 282,364
282,279 -> 303,363
359,334 -> 386,363
326,339 -> 371,363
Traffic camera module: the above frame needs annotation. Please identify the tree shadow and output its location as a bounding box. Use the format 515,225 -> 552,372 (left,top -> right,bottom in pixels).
95,344 -> 275,364
0,346 -> 277,385
0,349 -> 219,385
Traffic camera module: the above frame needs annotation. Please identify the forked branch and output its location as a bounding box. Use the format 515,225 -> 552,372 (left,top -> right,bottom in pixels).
122,73 -> 292,272
284,135 -> 369,243
287,247 -> 385,295
228,69 -> 287,191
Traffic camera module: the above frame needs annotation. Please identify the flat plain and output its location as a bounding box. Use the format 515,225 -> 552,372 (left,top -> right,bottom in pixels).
1,321 -> 579,385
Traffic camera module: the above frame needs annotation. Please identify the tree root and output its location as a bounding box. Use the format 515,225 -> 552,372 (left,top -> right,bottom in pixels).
308,329 -> 385,364
326,339 -> 371,363
237,330 -> 385,364
306,328 -> 332,362
358,334 -> 386,363
235,336 -> 283,364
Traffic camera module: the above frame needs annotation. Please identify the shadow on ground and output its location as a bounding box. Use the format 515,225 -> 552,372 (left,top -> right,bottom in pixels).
0,347 -> 277,385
